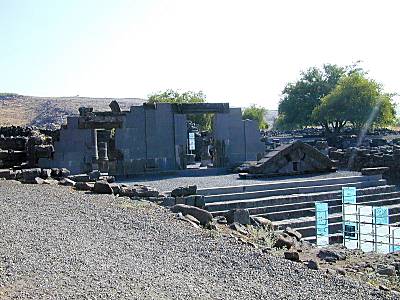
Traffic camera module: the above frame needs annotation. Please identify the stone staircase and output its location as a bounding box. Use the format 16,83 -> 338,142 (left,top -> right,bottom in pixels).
197,175 -> 400,243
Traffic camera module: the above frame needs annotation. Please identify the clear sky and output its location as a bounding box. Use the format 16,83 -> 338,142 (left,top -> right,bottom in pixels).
1,0 -> 399,109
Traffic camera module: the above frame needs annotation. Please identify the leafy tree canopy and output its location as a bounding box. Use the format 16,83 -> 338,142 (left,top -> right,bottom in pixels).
148,89 -> 206,104
242,104 -> 268,129
277,63 -> 361,129
147,89 -> 212,131
312,72 -> 396,133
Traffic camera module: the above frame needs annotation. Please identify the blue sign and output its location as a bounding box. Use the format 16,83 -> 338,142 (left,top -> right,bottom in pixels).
342,187 -> 356,204
315,202 -> 329,246
374,207 -> 389,225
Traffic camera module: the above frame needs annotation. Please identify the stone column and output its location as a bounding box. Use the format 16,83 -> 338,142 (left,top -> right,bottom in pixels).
91,129 -> 99,171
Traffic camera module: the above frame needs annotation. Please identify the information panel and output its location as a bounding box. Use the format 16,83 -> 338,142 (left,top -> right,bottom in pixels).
374,206 -> 390,254
391,227 -> 400,253
342,187 -> 358,249
315,202 -> 329,247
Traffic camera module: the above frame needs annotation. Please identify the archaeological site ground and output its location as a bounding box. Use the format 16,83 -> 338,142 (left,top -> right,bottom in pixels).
1,95 -> 400,299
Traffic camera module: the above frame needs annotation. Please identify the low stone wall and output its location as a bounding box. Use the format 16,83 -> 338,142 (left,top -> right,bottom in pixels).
329,145 -> 400,182
0,126 -> 55,168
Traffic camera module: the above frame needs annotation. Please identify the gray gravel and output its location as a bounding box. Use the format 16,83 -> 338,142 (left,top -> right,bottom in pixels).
118,171 -> 361,192
0,181 -> 396,299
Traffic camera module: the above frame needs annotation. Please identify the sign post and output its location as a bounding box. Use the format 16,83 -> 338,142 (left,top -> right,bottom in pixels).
315,202 -> 329,247
342,187 -> 358,249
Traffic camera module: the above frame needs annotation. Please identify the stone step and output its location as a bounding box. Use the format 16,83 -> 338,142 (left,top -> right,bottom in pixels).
197,175 -> 382,197
204,179 -> 388,204
254,196 -> 400,222
273,196 -> 400,230
277,202 -> 400,239
296,211 -> 400,238
206,185 -> 397,213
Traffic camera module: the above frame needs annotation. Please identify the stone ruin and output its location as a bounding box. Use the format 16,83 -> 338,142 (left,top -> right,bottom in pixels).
0,126 -> 54,169
38,102 -> 265,176
329,141 -> 400,182
242,140 -> 335,176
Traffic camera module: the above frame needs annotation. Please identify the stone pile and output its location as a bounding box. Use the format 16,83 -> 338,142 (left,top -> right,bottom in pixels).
329,143 -> 400,181
0,126 -> 54,168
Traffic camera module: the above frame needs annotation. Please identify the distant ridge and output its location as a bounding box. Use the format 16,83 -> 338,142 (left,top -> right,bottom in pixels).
0,94 -> 145,129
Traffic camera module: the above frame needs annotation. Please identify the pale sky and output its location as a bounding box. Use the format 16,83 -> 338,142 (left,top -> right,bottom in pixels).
1,0 -> 399,109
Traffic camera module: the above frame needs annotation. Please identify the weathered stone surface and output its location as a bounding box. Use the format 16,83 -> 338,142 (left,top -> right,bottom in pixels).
246,140 -> 335,176
0,169 -> 12,179
58,178 -> 76,187
284,227 -> 302,241
274,233 -> 294,249
33,177 -> 45,184
40,168 -> 52,179
361,167 -> 389,176
175,212 -> 201,229
225,209 -> 250,225
99,175 -> 115,183
68,174 -> 91,182
88,170 -> 101,180
119,185 -> 159,198
171,185 -> 197,197
284,251 -> 300,262
50,168 -> 70,178
109,100 -> 121,113
229,222 -> 248,235
250,216 -> 273,229
307,259 -> 320,270
214,215 -> 228,224
93,180 -> 113,194
377,265 -> 396,276
170,204 -> 212,226
109,183 -> 121,195
21,168 -> 42,183
184,214 -> 200,225
161,197 -> 175,207
317,248 -> 347,262
74,182 -> 94,191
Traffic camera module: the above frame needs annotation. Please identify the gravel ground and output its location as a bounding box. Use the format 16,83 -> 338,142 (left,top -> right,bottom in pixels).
0,181 -> 396,300
118,170 -> 361,192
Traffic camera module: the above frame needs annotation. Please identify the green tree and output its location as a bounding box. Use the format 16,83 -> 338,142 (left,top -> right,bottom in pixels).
242,104 -> 268,129
147,89 -> 212,131
148,89 -> 206,104
277,64 -> 360,129
312,73 -> 396,134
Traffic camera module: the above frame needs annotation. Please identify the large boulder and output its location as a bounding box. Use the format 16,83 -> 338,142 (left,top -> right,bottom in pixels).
88,170 -> 101,181
274,233 -> 294,249
21,168 -> 42,183
283,227 -> 302,241
0,169 -> 13,180
225,209 -> 250,225
68,174 -> 91,182
171,185 -> 197,197
170,204 -> 213,226
59,178 -> 76,187
119,185 -> 159,198
317,248 -> 346,262
51,168 -> 70,178
74,182 -> 94,191
93,180 -> 113,194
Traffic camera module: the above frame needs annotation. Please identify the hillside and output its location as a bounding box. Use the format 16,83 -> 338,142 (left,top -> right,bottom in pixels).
0,94 -> 145,129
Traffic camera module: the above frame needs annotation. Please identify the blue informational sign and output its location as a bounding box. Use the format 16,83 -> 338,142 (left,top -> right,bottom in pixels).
391,227 -> 400,253
342,187 -> 356,204
315,202 -> 329,246
374,207 -> 389,225
374,206 -> 390,254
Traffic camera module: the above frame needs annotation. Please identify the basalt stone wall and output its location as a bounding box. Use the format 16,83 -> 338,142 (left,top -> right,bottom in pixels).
329,145 -> 400,182
0,126 -> 54,168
